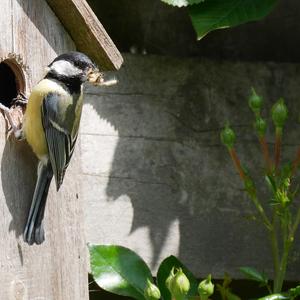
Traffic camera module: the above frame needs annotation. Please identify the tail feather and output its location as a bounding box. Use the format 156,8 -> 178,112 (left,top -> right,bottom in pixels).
24,162 -> 53,245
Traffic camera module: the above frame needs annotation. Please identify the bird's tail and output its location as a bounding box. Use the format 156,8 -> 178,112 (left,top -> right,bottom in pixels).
24,161 -> 53,245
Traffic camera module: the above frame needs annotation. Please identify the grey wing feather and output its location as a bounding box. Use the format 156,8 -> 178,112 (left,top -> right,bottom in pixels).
42,93 -> 78,190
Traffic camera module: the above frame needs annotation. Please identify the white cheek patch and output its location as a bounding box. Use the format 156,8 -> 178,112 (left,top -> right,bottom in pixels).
50,60 -> 83,77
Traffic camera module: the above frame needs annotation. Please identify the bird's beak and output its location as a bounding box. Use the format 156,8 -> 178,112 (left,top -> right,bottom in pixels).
87,68 -> 104,85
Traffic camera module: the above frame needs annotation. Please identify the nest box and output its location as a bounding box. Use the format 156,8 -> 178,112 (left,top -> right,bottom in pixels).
0,1 -> 122,299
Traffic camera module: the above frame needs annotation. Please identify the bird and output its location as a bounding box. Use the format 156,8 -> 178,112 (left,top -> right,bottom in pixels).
20,51 -> 103,245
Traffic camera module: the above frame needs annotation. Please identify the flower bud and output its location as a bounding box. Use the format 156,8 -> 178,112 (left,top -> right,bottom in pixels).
271,98 -> 288,128
165,267 -> 175,291
220,124 -> 236,149
144,279 -> 161,300
248,88 -> 263,114
198,274 -> 214,300
167,268 -> 190,300
254,117 -> 267,137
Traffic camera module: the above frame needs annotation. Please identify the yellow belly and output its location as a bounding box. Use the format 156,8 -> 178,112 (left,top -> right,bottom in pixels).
23,79 -> 69,160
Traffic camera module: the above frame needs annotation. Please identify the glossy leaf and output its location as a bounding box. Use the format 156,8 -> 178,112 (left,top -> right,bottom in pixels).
89,244 -> 153,300
257,294 -> 289,300
239,267 -> 268,285
161,0 -> 205,7
189,0 -> 278,40
157,255 -> 198,300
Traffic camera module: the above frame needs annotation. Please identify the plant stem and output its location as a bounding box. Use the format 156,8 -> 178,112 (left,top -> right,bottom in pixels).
229,148 -> 246,180
273,206 -> 299,293
273,205 -> 300,292
270,211 -> 279,290
259,136 -> 272,173
274,221 -> 292,293
274,127 -> 282,171
248,193 -> 272,231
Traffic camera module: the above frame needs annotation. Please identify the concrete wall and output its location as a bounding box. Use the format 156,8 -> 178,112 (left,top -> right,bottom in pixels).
81,54 -> 300,280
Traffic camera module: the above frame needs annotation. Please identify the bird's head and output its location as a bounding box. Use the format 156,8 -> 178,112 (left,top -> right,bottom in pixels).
45,51 -> 103,85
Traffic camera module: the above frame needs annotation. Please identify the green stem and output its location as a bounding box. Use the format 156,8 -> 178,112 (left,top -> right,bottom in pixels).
248,193 -> 272,231
274,236 -> 292,293
274,210 -> 294,293
270,211 -> 280,290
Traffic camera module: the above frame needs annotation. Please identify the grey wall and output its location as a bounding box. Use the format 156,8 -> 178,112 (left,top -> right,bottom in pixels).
82,54 -> 300,280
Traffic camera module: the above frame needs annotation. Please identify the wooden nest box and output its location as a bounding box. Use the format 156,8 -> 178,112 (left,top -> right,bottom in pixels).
0,1 -> 122,299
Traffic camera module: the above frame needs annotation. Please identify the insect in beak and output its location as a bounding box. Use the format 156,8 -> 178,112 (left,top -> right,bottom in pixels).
87,68 -> 104,85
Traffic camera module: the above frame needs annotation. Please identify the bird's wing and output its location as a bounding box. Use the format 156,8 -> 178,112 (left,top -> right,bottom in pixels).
41,92 -> 78,190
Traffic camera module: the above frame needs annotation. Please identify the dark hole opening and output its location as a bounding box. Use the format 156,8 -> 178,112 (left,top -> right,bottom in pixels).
0,61 -> 19,107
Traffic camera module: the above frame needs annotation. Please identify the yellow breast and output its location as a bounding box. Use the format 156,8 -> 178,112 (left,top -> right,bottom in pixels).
23,79 -> 69,160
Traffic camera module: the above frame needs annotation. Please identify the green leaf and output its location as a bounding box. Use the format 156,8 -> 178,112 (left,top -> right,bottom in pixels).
89,244 -> 153,300
265,175 -> 277,193
289,285 -> 300,300
257,294 -> 289,300
161,0 -> 205,7
189,0 -> 278,40
157,255 -> 198,300
239,267 -> 268,285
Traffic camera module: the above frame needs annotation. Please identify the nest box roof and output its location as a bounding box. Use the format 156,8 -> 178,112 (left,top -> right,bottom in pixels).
46,0 -> 123,71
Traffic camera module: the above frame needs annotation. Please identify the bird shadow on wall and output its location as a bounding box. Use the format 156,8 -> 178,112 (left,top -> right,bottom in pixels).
83,55 -> 276,275
1,135 -> 37,240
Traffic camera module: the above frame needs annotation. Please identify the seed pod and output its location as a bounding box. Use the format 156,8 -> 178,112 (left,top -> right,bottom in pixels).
220,124 -> 236,149
249,88 -> 263,114
272,98 -> 288,128
144,279 -> 161,300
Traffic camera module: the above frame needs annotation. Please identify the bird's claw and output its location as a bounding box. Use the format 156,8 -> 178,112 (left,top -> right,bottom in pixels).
0,102 -> 24,140
12,92 -> 28,107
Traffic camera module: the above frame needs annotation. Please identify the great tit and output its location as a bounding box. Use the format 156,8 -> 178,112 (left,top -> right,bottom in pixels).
22,51 -> 102,245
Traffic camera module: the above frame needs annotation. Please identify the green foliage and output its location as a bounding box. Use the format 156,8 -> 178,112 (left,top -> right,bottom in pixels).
89,244 -> 153,300
189,0 -> 278,40
89,248 -> 215,300
221,88 -> 300,295
161,0 -> 278,40
239,267 -> 268,285
216,274 -> 241,300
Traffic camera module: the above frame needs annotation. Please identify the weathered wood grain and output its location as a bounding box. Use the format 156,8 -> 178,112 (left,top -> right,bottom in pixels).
0,0 -> 88,299
0,0 -> 12,56
81,54 -> 300,280
46,0 -> 123,71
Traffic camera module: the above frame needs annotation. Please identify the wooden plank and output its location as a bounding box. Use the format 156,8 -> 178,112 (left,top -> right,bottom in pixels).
0,1 -> 88,299
0,0 -> 12,56
46,0 -> 123,71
